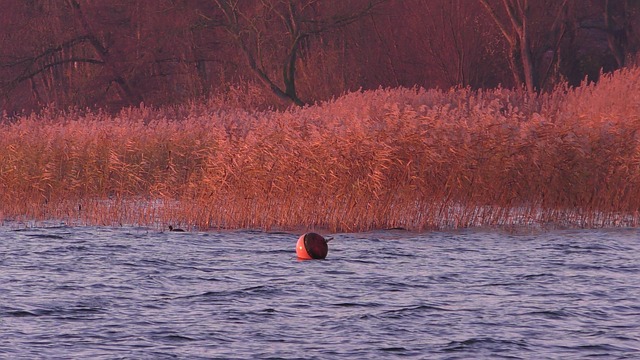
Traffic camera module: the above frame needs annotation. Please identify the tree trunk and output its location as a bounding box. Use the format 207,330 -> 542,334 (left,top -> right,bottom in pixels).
283,35 -> 305,106
518,5 -> 536,93
604,0 -> 626,68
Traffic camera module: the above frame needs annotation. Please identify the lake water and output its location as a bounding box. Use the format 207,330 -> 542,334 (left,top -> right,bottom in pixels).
1,224 -> 639,359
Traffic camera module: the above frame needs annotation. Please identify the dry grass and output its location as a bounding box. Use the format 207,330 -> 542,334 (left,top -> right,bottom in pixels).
2,67 -> 640,231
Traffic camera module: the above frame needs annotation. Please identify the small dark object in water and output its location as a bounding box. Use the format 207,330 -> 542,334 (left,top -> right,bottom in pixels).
168,225 -> 185,232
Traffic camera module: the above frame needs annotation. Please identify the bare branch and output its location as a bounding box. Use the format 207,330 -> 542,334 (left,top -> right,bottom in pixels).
1,36 -> 93,69
478,0 -> 516,46
2,57 -> 103,93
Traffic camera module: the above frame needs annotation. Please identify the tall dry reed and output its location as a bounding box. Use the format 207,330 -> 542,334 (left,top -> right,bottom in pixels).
1,67 -> 640,231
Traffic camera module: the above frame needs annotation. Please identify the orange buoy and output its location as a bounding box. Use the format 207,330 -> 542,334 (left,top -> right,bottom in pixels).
296,232 -> 329,260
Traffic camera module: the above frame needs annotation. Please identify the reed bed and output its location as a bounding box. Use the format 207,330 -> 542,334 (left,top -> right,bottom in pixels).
2,67 -> 640,231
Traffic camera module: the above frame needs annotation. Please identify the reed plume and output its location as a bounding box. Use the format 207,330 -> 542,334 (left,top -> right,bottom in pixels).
1,67 -> 639,231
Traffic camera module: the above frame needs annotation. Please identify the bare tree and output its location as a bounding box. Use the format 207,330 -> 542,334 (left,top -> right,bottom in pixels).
601,0 -> 640,68
0,1 -> 144,110
0,36 -> 102,97
208,0 -> 387,106
65,0 -> 143,105
478,0 -> 569,93
414,0 -> 494,88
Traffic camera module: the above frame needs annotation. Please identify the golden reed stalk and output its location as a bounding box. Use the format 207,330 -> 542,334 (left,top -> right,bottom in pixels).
1,67 -> 639,231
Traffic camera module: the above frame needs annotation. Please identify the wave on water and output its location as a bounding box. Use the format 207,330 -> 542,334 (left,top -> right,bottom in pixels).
0,226 -> 639,359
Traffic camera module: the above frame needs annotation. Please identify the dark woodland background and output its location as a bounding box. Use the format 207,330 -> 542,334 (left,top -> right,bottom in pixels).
1,0 -> 638,114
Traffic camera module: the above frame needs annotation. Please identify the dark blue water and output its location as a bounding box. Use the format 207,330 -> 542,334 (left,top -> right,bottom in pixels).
1,225 -> 639,359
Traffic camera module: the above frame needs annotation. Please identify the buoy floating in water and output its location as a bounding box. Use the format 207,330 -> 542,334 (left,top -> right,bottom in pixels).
296,232 -> 329,260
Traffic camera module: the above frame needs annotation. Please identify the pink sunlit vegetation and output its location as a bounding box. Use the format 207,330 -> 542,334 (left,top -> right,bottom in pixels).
1,67 -> 640,231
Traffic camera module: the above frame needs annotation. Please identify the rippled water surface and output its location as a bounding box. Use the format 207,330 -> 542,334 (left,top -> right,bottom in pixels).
1,225 -> 639,359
